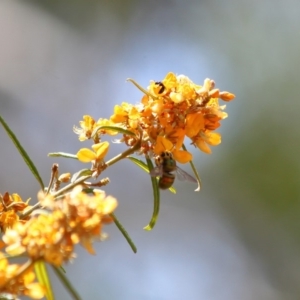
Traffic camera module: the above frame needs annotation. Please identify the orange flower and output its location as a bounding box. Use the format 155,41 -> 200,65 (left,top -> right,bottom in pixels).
185,112 -> 205,138
0,192 -> 30,232
0,253 -> 45,299
0,210 -> 19,233
154,136 -> 192,163
146,74 -> 231,154
192,131 -> 221,154
104,73 -> 235,158
110,103 -> 129,123
3,187 -> 118,265
219,91 -> 235,101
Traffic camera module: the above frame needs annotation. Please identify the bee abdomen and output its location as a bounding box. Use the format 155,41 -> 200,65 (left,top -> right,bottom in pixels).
158,172 -> 175,190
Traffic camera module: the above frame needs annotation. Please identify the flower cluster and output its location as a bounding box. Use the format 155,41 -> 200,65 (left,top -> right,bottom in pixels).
74,72 -> 235,164
3,187 -> 117,266
0,253 -> 45,299
0,192 -> 30,233
0,72 -> 235,299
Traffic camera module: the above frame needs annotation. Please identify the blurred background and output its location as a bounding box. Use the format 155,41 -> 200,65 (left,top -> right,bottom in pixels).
0,0 -> 300,299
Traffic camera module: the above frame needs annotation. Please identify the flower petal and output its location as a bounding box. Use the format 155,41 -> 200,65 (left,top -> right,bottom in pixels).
154,136 -> 173,154
162,72 -> 177,90
77,148 -> 96,162
186,113 -> 205,138
25,283 -> 45,299
195,139 -> 212,154
93,141 -> 110,160
203,132 -> 221,146
173,149 -> 193,163
219,91 -> 235,101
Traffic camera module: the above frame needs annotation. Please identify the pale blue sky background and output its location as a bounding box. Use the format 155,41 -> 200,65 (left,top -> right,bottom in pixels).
1,1 -> 300,299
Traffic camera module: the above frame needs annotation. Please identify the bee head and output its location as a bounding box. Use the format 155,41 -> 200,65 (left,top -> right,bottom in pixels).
155,151 -> 173,164
160,151 -> 173,159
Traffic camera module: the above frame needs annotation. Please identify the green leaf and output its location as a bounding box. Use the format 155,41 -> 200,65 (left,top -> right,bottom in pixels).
127,78 -> 155,98
34,261 -> 54,300
71,169 -> 93,183
127,156 -> 176,194
182,143 -> 201,191
144,157 -> 160,230
0,115 -> 44,189
52,266 -> 82,300
127,156 -> 150,173
110,212 -> 137,253
48,152 -> 78,159
91,125 -> 136,138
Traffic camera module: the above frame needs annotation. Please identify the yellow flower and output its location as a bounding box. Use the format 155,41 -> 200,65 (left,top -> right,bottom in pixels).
185,112 -> 205,138
77,141 -> 110,163
95,118 -> 118,136
0,253 -> 45,299
0,210 -> 19,233
173,149 -> 193,164
74,116 -> 118,143
192,131 -> 222,154
73,115 -> 96,141
110,102 -> 133,123
162,72 -> 178,91
219,91 -> 235,101
170,91 -> 184,104
154,136 -> 192,163
153,136 -> 173,154
58,172 -> 71,183
110,103 -> 128,123
177,82 -> 197,102
164,128 -> 185,150
105,73 -> 235,159
110,102 -> 143,132
127,106 -> 140,129
0,192 -> 30,233
3,187 -> 118,265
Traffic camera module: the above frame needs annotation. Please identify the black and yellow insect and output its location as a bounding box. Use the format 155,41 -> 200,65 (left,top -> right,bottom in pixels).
150,151 -> 197,189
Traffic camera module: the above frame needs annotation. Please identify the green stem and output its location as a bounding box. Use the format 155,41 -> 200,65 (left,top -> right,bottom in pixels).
106,139 -> 141,167
182,143 -> 201,191
143,156 -> 160,230
127,78 -> 157,99
110,212 -> 137,253
19,174 -> 92,219
21,141 -> 141,219
52,266 -> 82,300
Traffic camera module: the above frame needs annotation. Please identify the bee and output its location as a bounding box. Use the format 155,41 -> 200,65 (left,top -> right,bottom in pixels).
150,151 -> 197,190
154,81 -> 165,94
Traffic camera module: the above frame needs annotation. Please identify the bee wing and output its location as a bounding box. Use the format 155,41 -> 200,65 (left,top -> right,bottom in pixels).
150,165 -> 164,177
175,167 -> 197,183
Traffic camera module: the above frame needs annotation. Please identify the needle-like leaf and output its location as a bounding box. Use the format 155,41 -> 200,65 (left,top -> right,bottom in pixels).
0,115 -> 44,189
